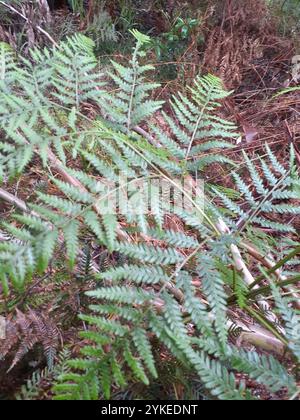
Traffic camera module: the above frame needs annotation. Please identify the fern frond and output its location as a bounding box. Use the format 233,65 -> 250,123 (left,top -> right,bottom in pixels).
0,34 -> 104,178
115,242 -> 184,266
99,31 -> 163,132
198,254 -> 228,346
229,348 -> 297,395
63,220 -> 80,269
270,282 -> 300,361
213,145 -> 300,233
97,264 -> 168,284
86,286 -> 155,305
2,28 -> 298,401
152,74 -> 236,172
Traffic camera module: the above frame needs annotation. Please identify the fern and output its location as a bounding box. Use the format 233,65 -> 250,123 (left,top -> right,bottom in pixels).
229,347 -> 297,394
0,309 -> 59,371
152,74 -> 237,172
0,34 -> 104,179
270,282 -> 300,361
84,8 -> 118,46
16,348 -> 72,400
0,32 -> 299,401
197,252 -> 228,347
213,144 -> 300,233
0,216 -> 57,293
99,30 -> 163,132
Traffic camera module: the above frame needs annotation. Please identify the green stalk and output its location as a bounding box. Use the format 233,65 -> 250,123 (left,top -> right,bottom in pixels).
228,275 -> 300,305
247,275 -> 300,301
248,246 -> 300,290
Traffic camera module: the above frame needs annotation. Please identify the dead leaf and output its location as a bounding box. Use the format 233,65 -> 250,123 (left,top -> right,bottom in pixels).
242,124 -> 259,143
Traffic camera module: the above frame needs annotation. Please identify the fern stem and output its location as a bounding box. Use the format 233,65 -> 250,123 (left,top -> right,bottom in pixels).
217,219 -> 284,328
125,33 -> 152,132
290,388 -> 300,401
242,242 -> 300,310
248,246 -> 300,290
127,58 -> 138,132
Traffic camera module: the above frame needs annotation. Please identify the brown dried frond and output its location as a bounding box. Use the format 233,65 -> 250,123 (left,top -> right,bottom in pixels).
0,0 -> 53,50
10,334 -> 39,372
0,309 -> 59,372
203,0 -> 274,88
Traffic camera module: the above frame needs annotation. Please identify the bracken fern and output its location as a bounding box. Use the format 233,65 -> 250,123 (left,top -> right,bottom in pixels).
0,31 -> 299,400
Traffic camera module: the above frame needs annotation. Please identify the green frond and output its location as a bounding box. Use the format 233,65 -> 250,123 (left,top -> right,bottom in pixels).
192,352 -> 247,400
150,229 -> 200,249
151,75 -> 236,172
242,151 -> 269,196
79,315 -> 129,337
97,264 -> 168,284
63,220 -> 80,269
0,218 -> 58,292
115,242 -> 184,265
0,34 -> 104,178
213,145 -> 300,233
197,254 -> 228,346
270,282 -> 300,361
99,34 -> 163,132
83,211 -> 105,243
38,193 -> 83,216
86,286 -> 155,305
123,344 -> 150,385
102,214 -> 117,251
1,27 -> 298,401
132,328 -> 158,378
180,277 -> 215,337
162,292 -> 190,340
229,348 -> 297,395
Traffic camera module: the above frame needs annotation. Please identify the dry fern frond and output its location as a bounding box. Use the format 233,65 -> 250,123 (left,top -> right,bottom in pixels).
203,0 -> 272,87
0,309 -> 59,372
